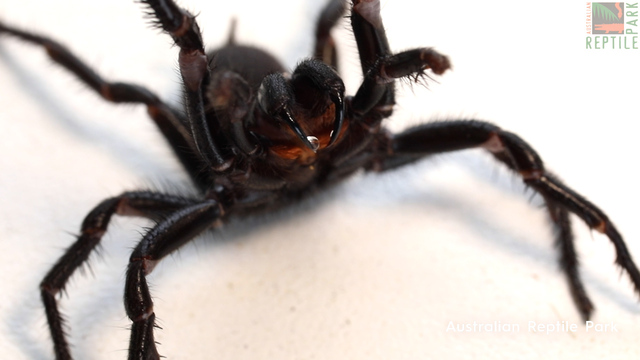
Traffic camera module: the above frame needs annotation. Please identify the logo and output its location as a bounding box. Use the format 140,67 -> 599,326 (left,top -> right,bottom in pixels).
593,3 -> 625,33
586,2 -> 638,49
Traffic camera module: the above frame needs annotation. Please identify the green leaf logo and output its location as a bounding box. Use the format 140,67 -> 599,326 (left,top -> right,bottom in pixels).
593,3 -> 620,22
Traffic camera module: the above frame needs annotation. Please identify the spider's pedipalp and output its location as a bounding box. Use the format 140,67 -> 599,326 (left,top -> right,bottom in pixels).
208,71 -> 260,155
314,0 -> 346,69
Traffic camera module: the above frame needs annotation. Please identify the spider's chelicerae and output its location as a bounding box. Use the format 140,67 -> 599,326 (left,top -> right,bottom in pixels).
1,0 -> 639,359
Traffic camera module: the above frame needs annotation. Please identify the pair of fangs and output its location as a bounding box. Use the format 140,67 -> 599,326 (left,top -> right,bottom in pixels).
281,92 -> 344,153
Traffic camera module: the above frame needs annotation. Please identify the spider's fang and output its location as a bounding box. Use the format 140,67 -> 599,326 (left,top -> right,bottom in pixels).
328,92 -> 345,146
281,109 -> 318,152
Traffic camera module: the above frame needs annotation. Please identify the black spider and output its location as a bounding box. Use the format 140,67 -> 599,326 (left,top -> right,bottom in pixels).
1,0 -> 639,359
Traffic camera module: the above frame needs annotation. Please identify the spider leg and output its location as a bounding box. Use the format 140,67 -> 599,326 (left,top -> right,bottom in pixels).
139,0 -> 235,173
0,21 -> 211,189
314,0 -> 347,70
40,191 -> 199,360
491,149 -> 592,318
348,0 -> 450,122
376,120 -> 639,320
546,201 -> 594,319
351,48 -> 450,118
125,199 -> 223,360
350,0 -> 391,74
349,0 -> 393,121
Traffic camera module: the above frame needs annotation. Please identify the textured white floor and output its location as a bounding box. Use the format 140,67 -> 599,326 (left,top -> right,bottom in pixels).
1,1 -> 639,359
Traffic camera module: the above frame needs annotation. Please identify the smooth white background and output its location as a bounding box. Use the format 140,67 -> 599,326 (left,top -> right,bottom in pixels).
1,1 -> 639,359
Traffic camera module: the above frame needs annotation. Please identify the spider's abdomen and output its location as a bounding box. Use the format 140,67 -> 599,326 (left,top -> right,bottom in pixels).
208,45 -> 285,90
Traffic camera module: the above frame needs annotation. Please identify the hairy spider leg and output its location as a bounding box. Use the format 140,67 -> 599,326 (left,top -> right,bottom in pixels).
4,0 -> 636,358
0,21 -> 210,190
313,0 -> 346,70
347,0 -> 450,122
376,120 -> 640,320
349,0 -> 394,122
545,200 -> 591,318
125,200 -> 223,360
38,192 -> 202,360
338,0 -> 637,321
310,0 -> 451,177
303,0 -> 451,181
351,47 -> 450,117
140,0 -> 233,174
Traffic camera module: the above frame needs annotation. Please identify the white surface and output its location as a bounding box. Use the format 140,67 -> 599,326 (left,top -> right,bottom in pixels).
1,1 -> 639,359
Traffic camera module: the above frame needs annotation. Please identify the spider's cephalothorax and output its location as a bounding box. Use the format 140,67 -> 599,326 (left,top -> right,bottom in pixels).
207,47 -> 348,179
1,0 -> 639,359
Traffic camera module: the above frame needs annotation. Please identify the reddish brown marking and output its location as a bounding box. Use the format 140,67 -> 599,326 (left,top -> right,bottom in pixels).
83,228 -> 106,237
270,144 -> 314,161
595,221 -> 607,234
116,198 -> 144,217
420,49 -> 451,75
43,43 -> 61,61
353,0 -> 383,28
260,102 -> 349,163
147,104 -> 160,118
377,65 -> 396,83
44,44 -> 55,57
142,257 -> 158,275
40,284 -> 58,295
174,14 -> 192,37
481,132 -> 504,154
519,169 -> 543,180
100,84 -> 114,101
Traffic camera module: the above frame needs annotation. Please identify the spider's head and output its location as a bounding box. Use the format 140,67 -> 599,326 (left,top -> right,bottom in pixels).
252,59 -> 345,162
